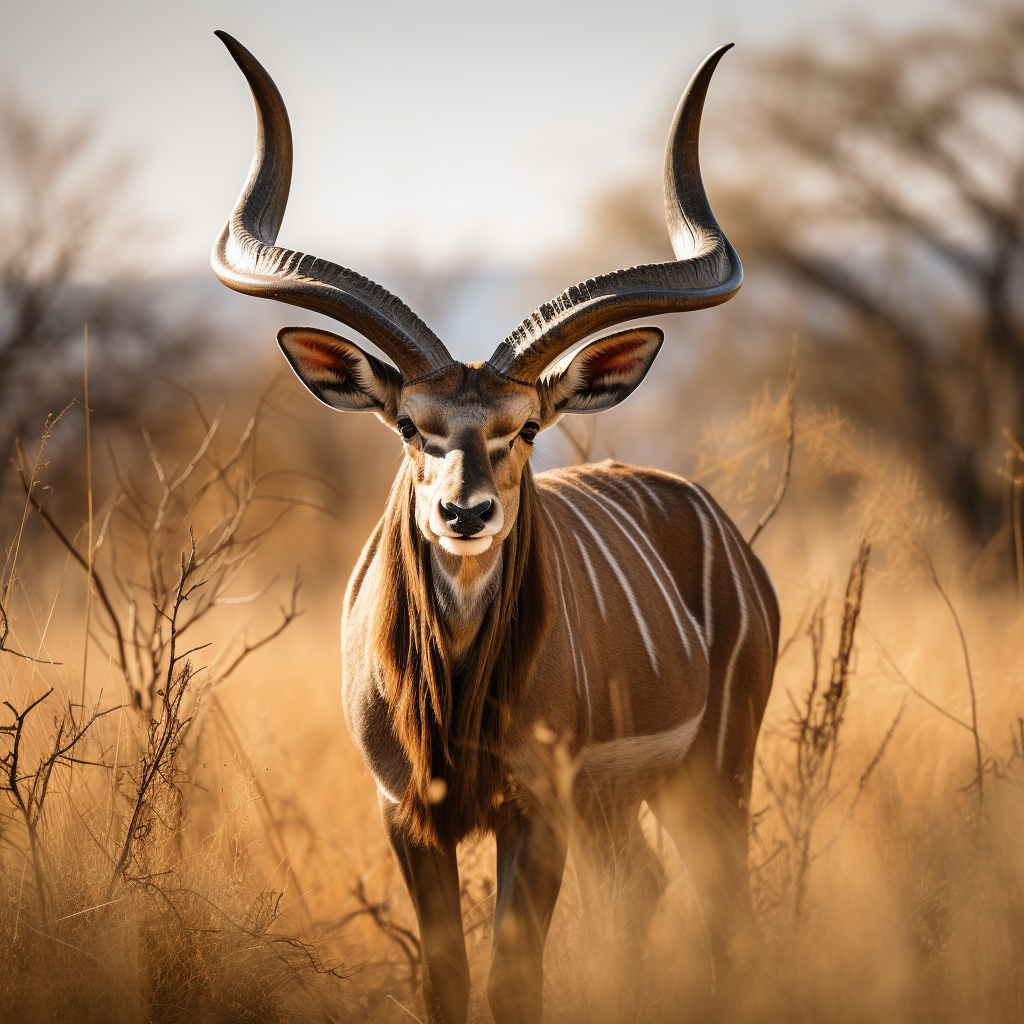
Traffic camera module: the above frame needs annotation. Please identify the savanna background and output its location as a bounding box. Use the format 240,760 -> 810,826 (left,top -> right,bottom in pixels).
2,1 -> 1023,1021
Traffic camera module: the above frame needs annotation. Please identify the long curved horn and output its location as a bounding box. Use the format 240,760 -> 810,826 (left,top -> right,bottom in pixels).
487,44 -> 741,382
211,31 -> 453,379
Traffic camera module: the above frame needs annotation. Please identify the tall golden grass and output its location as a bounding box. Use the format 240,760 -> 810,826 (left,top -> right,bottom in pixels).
2,368 -> 1022,1023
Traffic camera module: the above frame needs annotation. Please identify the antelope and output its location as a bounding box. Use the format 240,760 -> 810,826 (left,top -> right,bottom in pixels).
212,31 -> 779,1024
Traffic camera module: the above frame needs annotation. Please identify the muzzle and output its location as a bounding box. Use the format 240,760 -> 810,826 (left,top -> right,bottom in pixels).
441,500 -> 494,537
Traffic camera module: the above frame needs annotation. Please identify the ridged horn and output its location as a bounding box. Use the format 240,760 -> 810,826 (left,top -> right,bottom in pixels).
211,31 -> 454,380
487,44 -> 742,382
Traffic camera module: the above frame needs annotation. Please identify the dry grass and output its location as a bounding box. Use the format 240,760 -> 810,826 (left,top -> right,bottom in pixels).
2,371 -> 1023,1023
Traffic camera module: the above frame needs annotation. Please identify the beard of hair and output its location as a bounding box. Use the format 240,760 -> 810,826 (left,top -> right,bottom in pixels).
371,460 -> 551,849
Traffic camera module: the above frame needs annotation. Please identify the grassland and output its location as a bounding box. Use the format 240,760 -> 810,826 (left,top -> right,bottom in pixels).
1,372 -> 1022,1023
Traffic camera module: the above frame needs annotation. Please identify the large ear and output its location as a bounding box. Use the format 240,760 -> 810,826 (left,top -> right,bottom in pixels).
539,326 -> 663,421
278,326 -> 403,422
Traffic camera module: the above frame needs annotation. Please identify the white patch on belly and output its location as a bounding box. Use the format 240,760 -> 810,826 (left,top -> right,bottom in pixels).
574,708 -> 705,788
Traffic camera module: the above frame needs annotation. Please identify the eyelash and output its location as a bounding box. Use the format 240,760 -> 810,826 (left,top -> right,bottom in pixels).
514,422 -> 539,447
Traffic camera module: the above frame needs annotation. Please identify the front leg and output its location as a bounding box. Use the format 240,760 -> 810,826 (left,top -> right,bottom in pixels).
487,805 -> 568,1024
380,794 -> 469,1024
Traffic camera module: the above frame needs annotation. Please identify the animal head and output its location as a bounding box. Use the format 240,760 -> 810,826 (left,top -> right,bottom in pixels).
212,32 -> 741,556
277,326 -> 663,555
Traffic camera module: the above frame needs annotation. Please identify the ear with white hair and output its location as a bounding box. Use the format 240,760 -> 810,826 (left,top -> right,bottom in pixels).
538,327 -> 663,424
278,326 -> 403,424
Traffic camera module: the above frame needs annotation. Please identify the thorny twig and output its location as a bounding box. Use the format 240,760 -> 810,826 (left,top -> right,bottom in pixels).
0,593 -> 58,664
920,551 -> 986,811
749,337 -> 799,546
1,688 -> 118,918
341,875 -> 422,985
108,536 -> 200,894
558,418 -> 596,466
16,444 -> 128,676
755,541 -> 900,920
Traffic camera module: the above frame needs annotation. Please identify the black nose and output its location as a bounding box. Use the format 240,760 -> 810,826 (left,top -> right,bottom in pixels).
441,500 -> 494,537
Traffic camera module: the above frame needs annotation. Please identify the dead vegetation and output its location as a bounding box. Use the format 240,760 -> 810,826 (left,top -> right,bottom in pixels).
2,4 -> 1023,1019
2,359 -> 1021,1023
0,398 -> 345,1024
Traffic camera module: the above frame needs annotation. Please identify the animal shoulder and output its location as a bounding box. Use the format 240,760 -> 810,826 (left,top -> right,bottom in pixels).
535,459 -> 714,525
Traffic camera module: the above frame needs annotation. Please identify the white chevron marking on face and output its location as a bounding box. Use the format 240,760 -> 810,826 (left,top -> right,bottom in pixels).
568,480 -> 706,660
550,491 -> 660,675
543,507 -> 592,712
684,484 -> 749,772
574,708 -> 705,787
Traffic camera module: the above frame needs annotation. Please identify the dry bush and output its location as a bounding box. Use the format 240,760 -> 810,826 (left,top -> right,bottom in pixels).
0,397 -> 345,1024
3,361 -> 1023,1023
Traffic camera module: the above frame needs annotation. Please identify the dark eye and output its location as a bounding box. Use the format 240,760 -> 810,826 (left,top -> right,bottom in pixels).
397,417 -> 418,442
518,422 -> 539,446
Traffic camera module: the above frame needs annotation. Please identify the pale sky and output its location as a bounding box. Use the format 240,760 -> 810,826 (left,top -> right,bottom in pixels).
2,0 -> 954,274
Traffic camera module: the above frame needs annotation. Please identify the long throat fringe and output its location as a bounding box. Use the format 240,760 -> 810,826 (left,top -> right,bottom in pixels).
371,463 -> 550,848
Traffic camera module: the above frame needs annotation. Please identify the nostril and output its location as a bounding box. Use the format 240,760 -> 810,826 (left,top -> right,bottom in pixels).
441,500 -> 494,537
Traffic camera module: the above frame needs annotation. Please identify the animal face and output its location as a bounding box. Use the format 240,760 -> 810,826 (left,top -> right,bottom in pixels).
398,365 -> 539,555
277,325 -> 664,556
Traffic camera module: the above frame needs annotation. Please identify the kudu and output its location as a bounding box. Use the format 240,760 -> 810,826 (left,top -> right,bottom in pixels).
212,31 -> 778,1024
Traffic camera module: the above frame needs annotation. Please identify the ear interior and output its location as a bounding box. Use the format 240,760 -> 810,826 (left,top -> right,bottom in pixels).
543,327 -> 664,415
278,327 -> 403,417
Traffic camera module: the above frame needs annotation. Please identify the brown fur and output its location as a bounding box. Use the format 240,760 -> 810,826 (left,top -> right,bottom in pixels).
371,460 -> 551,847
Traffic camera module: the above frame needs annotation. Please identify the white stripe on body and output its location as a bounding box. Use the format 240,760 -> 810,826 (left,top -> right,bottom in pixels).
565,478 -> 706,660
718,509 -> 775,647
574,532 -> 608,620
549,510 -> 594,723
630,473 -> 717,649
691,499 -> 716,648
542,506 -> 592,718
632,476 -> 670,520
622,479 -> 654,529
546,490 -> 660,675
682,484 -> 750,772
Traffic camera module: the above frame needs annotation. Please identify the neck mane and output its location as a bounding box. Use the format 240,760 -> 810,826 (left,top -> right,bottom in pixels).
370,461 -> 550,848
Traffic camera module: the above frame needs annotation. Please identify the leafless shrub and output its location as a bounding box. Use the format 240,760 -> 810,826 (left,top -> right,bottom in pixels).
342,875 -> 422,986
1000,429 -> 1024,603
0,398 -> 345,1022
754,542 -> 902,920
16,391 -> 306,718
0,688 -> 115,919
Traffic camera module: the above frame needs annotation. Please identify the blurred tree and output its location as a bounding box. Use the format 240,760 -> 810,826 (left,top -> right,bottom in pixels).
0,97 -> 206,481
721,3 -> 1024,543
574,4 -> 1024,548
